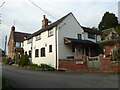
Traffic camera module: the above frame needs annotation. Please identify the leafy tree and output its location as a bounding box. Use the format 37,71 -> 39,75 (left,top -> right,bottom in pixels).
98,12 -> 118,31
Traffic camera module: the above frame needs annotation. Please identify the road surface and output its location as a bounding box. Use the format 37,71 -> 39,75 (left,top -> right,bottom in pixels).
2,65 -> 119,88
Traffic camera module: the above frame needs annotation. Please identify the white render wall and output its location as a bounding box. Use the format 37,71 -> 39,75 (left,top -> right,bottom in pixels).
23,40 -> 32,54
23,27 -> 57,68
57,14 -> 84,59
32,27 -> 56,68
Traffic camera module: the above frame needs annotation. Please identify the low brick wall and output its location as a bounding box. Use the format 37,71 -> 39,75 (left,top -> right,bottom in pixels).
100,56 -> 120,72
59,59 -> 87,72
59,56 -> 120,73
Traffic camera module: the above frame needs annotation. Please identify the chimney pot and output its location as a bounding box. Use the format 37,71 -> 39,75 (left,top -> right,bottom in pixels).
42,15 -> 48,28
11,26 -> 15,32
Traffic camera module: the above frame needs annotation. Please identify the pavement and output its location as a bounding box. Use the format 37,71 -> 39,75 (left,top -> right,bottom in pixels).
2,65 -> 119,88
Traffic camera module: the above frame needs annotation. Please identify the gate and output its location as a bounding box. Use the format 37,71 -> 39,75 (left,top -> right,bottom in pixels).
87,56 -> 100,69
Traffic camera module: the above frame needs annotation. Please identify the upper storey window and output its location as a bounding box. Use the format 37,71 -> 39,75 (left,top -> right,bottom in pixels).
88,33 -> 95,39
48,29 -> 53,37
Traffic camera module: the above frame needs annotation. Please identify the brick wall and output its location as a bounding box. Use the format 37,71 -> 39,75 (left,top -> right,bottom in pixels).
100,55 -> 120,72
59,55 -> 120,73
59,59 -> 87,72
8,31 -> 14,58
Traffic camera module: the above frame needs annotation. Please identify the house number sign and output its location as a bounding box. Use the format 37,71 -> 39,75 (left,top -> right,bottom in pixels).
76,61 -> 84,64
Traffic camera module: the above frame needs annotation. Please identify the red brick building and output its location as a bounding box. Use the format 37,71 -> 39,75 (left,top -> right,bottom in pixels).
8,26 -> 31,62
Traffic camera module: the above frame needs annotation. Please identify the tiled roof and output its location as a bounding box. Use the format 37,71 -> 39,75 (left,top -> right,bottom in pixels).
14,32 -> 31,42
65,37 -> 96,45
27,12 -> 72,39
27,12 -> 101,40
81,26 -> 101,35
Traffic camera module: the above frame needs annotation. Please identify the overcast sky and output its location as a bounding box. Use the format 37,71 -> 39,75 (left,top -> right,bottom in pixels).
0,0 -> 119,51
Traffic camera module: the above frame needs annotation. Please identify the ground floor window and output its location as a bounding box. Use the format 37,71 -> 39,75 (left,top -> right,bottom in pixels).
29,50 -> 32,58
49,45 -> 52,52
35,49 -> 39,57
41,48 -> 45,57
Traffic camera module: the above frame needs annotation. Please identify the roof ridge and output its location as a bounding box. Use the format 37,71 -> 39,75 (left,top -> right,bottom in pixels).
15,31 -> 31,35
27,12 -> 73,39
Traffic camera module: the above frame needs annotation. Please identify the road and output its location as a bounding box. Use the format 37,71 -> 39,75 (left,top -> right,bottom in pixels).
2,65 -> 119,88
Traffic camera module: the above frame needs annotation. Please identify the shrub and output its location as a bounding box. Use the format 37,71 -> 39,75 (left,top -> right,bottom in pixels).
111,47 -> 120,61
40,64 -> 55,71
19,54 -> 29,66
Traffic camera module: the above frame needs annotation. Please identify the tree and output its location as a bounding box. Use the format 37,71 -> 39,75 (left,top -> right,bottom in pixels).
98,12 -> 118,31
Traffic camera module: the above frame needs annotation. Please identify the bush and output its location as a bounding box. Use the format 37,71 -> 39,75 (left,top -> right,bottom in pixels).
40,64 -> 55,71
19,54 -> 29,66
112,47 -> 120,61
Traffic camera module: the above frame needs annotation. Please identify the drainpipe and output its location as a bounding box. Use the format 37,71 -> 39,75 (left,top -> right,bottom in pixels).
31,38 -> 33,63
55,26 -> 58,69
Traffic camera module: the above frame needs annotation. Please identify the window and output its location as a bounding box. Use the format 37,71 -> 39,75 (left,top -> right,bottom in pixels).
35,49 -> 39,57
36,34 -> 41,41
49,45 -> 52,52
88,33 -> 95,39
78,34 -> 82,39
29,50 -> 32,58
72,46 -> 75,52
41,48 -> 45,57
48,29 -> 53,37
15,42 -> 21,48
25,51 -> 27,55
27,38 -> 32,44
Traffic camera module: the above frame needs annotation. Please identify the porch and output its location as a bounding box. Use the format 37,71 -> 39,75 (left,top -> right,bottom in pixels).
64,37 -> 99,58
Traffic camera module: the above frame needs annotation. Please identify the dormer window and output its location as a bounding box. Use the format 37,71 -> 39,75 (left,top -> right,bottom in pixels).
48,29 -> 53,37
88,33 -> 95,39
15,42 -> 21,48
36,34 -> 41,41
78,34 -> 82,39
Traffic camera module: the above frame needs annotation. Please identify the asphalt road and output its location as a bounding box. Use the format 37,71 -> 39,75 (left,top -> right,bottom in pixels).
2,65 -> 119,88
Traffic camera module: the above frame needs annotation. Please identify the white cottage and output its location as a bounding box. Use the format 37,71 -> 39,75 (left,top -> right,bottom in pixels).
23,12 -> 101,69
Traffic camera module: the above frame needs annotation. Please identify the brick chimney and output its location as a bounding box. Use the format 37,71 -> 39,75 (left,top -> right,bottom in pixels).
42,15 -> 48,28
11,26 -> 15,32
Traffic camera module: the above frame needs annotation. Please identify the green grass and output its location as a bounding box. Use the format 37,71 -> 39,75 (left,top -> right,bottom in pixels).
24,63 -> 55,71
2,77 -> 13,90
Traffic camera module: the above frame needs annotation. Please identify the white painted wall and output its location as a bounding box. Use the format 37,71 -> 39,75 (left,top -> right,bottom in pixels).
57,13 -> 84,59
23,40 -> 32,54
27,27 -> 57,68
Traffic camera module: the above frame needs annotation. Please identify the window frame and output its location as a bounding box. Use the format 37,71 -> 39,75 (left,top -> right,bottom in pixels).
15,42 -> 21,48
88,33 -> 95,39
49,45 -> 52,53
29,50 -> 32,58
27,38 -> 32,44
35,49 -> 39,57
78,34 -> 82,40
48,29 -> 54,37
36,34 -> 41,41
41,48 -> 45,57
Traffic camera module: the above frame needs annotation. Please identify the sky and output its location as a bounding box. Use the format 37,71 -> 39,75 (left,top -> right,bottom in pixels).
0,0 -> 119,51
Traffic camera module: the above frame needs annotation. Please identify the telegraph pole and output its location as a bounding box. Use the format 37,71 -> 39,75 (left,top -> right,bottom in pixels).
4,35 -> 7,56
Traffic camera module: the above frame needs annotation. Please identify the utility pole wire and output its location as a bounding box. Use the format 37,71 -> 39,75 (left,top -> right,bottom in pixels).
28,0 -> 57,20
0,2 -> 5,7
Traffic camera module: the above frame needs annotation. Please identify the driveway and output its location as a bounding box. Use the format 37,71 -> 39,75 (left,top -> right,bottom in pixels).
2,65 -> 119,88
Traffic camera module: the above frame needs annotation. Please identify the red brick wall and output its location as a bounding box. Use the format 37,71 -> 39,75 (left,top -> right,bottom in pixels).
104,45 -> 117,57
59,55 -> 120,73
59,59 -> 87,72
8,31 -> 14,58
100,56 -> 120,72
